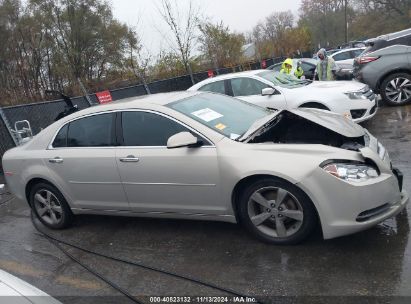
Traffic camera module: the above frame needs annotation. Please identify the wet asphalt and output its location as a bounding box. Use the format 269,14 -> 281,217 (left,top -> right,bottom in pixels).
0,103 -> 411,304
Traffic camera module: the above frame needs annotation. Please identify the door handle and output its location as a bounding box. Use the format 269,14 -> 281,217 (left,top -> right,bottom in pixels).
49,157 -> 63,164
119,155 -> 140,163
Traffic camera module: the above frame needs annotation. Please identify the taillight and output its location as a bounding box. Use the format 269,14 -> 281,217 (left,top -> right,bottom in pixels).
357,56 -> 380,64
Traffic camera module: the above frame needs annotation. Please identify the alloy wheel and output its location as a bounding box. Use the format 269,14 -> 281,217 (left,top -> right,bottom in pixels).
247,186 -> 304,238
33,189 -> 63,226
385,77 -> 411,104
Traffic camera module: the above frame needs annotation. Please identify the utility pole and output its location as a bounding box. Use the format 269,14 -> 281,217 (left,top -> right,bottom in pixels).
344,0 -> 348,43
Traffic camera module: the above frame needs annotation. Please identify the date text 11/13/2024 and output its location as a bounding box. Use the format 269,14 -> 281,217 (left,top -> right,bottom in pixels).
149,297 -> 257,303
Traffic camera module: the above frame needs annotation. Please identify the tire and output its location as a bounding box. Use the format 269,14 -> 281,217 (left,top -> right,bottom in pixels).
30,182 -> 73,229
238,178 -> 317,245
381,73 -> 411,106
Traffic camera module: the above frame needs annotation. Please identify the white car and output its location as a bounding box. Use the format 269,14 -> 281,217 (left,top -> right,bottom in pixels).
330,47 -> 366,66
188,70 -> 377,123
2,92 -> 407,244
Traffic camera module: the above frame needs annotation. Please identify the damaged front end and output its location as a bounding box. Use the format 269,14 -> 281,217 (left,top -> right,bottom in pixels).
244,108 -> 367,152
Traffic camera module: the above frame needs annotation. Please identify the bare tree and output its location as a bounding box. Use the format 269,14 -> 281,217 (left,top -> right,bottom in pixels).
126,28 -> 152,94
250,11 -> 295,58
198,21 -> 245,69
156,0 -> 200,84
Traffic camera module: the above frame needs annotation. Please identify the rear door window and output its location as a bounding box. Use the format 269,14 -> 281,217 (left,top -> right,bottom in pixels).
198,81 -> 226,94
352,49 -> 364,57
333,51 -> 352,61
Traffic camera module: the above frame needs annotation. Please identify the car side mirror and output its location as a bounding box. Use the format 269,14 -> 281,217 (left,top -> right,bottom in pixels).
167,132 -> 203,149
262,88 -> 275,96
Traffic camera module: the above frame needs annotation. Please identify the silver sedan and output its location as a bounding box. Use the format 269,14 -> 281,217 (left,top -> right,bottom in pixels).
2,92 -> 408,244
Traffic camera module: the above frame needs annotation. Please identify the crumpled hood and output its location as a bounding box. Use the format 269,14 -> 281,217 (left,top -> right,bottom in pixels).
288,108 -> 365,137
241,107 -> 366,142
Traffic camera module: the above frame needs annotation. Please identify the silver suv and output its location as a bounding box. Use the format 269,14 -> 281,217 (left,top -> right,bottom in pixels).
354,28 -> 411,106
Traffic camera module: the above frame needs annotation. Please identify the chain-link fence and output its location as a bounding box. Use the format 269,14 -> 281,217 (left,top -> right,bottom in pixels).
0,96 -> 92,173
0,56 -> 286,172
0,114 -> 15,173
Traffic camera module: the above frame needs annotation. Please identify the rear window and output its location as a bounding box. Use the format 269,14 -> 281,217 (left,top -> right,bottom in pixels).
52,124 -> 68,148
67,113 -> 114,147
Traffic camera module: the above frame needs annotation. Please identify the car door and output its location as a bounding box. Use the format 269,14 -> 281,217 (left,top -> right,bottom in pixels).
229,77 -> 287,110
44,112 -> 129,210
115,110 -> 223,215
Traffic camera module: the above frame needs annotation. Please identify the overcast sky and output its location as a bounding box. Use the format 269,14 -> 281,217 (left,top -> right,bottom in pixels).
110,0 -> 302,56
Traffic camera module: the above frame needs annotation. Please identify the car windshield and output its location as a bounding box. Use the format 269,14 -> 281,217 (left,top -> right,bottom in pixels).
168,93 -> 272,140
257,71 -> 310,88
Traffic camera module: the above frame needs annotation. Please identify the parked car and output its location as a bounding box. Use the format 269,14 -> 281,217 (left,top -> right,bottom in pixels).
188,70 -> 377,123
354,28 -> 411,106
267,58 -> 354,81
338,41 -> 366,49
2,92 -> 407,244
267,59 -> 318,80
330,47 -> 366,66
0,269 -> 61,304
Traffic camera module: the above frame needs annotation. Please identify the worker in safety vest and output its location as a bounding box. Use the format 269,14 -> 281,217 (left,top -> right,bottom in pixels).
280,58 -> 304,79
316,48 -> 338,81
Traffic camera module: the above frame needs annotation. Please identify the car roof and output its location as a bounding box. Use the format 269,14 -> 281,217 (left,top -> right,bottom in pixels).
377,27 -> 411,41
188,70 -> 268,88
59,91 -> 202,121
365,28 -> 411,44
331,47 -> 365,55
204,69 -> 266,80
111,91 -> 201,106
268,58 -> 317,70
270,58 -> 316,66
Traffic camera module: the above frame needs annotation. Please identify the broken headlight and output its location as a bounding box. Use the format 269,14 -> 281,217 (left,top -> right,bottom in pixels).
322,162 -> 379,182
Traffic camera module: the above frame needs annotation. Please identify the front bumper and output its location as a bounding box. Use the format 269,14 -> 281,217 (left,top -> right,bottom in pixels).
351,96 -> 378,123
326,190 -> 408,239
298,167 -> 409,240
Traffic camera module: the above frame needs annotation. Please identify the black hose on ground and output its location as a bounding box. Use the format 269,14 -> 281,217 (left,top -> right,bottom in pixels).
30,211 -> 261,303
0,195 -> 15,205
31,211 -> 143,304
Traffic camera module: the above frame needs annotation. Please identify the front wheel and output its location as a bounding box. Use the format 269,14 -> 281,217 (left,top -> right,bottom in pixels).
30,182 -> 73,229
381,73 -> 411,106
238,178 -> 317,245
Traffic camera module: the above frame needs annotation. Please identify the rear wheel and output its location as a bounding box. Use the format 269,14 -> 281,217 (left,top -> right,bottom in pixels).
238,178 -> 317,245
381,73 -> 411,106
30,182 -> 73,229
